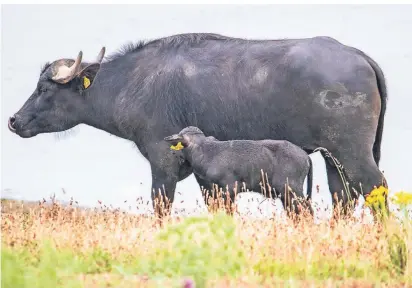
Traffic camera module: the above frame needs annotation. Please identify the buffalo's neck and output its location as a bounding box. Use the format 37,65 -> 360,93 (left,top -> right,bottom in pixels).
81,62 -> 147,142
82,88 -> 125,139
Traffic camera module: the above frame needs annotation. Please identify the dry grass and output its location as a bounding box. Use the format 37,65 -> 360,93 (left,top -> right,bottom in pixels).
1,193 -> 412,288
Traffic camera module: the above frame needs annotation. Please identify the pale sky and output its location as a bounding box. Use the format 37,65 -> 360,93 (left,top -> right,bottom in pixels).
2,5 -> 411,220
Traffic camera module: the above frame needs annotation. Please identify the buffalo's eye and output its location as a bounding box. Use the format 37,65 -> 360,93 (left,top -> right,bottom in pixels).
37,83 -> 48,94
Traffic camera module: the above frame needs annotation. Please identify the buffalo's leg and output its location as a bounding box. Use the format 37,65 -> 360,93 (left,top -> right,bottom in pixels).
150,164 -> 178,219
325,149 -> 387,218
324,160 -> 353,217
147,144 -> 184,220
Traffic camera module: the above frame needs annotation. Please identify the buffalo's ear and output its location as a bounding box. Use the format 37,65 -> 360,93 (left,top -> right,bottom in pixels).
76,63 -> 101,90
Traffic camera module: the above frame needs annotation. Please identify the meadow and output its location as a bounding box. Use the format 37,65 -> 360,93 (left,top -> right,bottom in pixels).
1,188 -> 412,288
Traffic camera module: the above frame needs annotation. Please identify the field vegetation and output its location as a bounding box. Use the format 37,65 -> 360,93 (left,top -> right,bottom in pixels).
1,187 -> 412,288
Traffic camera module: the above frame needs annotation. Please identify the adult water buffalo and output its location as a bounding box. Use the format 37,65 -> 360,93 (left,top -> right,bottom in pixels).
8,33 -> 387,218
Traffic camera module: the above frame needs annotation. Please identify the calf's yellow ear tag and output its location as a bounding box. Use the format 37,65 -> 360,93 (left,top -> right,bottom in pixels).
170,142 -> 184,151
83,76 -> 91,89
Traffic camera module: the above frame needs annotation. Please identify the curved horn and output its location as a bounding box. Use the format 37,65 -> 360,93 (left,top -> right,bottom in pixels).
52,51 -> 83,83
96,47 -> 106,64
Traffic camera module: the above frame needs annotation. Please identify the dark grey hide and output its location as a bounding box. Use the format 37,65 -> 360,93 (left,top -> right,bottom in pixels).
8,33 -> 388,217
164,126 -> 314,216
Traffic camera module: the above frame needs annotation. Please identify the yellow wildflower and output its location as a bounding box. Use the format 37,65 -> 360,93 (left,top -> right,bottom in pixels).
391,191 -> 412,206
365,186 -> 388,208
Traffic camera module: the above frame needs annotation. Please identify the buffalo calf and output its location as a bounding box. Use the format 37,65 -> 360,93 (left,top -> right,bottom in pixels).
164,126 -> 313,217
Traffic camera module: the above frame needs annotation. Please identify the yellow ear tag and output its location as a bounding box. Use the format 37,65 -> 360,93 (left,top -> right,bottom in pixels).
170,142 -> 184,151
83,76 -> 91,89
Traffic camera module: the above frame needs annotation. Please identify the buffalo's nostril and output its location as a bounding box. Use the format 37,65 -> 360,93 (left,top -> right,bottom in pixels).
8,116 -> 17,132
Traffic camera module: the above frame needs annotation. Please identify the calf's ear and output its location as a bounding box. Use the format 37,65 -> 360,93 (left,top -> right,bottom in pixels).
76,63 -> 101,90
164,134 -> 188,151
173,138 -> 189,150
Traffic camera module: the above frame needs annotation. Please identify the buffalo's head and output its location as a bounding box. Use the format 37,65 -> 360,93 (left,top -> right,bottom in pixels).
164,126 -> 206,150
8,47 -> 105,138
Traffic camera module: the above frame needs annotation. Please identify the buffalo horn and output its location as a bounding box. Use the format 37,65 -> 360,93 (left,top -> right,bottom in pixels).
52,51 -> 83,83
95,47 -> 106,64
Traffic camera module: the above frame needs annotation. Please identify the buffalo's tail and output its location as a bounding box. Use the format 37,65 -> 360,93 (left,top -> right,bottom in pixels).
306,156 -> 313,201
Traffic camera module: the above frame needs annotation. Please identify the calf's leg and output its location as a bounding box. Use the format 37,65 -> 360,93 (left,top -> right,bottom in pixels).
270,162 -> 314,219
194,174 -> 215,208
194,168 -> 238,214
277,183 -> 309,219
208,177 -> 238,215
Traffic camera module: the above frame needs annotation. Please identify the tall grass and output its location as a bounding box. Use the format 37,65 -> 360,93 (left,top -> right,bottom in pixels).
1,188 -> 412,288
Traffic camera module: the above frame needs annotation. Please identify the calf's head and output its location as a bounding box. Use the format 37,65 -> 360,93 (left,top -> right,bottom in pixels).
8,47 -> 105,138
164,126 -> 206,150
